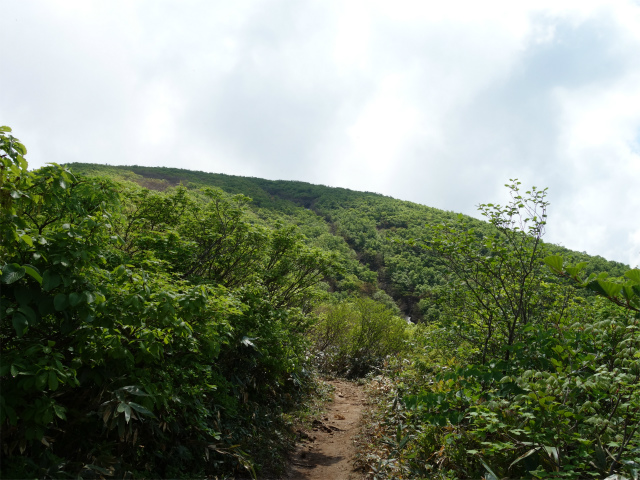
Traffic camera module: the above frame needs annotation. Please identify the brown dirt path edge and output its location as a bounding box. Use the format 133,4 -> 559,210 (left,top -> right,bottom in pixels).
284,380 -> 366,480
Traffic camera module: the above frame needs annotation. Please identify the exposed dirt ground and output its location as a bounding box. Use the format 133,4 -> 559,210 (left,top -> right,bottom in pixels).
284,380 -> 366,480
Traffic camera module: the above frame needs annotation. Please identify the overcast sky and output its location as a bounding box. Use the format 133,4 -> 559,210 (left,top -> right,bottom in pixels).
2,0 -> 640,267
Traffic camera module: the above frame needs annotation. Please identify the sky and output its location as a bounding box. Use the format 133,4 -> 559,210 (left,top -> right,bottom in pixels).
2,0 -> 640,267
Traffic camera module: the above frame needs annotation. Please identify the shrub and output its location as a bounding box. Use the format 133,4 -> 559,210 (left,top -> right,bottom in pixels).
312,297 -> 410,377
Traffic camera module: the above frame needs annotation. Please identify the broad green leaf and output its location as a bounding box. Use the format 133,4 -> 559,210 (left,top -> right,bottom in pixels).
586,280 -> 608,297
13,142 -> 27,155
0,126 -> 12,132
544,445 -> 559,465
52,404 -> 66,420
117,403 -> 132,423
82,291 -> 95,304
120,385 -> 151,396
23,265 -> 42,284
20,234 -> 34,247
53,293 -> 67,311
35,372 -> 48,390
565,262 -> 587,278
597,280 -> 623,298
48,371 -> 59,391
543,255 -> 564,272
621,285 -> 637,301
69,292 -> 82,307
1,264 -> 26,284
42,270 -> 61,291
624,268 -> 640,284
12,312 -> 28,337
128,402 -> 156,418
17,306 -> 36,324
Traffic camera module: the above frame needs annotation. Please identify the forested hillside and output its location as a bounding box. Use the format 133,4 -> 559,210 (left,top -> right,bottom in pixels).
2,128 -> 638,479
67,163 -> 628,322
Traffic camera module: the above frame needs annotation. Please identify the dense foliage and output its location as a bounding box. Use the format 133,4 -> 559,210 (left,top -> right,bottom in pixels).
311,297 -> 410,378
0,128 -> 339,478
4,136 -> 636,479
354,183 -> 640,479
68,163 -> 629,324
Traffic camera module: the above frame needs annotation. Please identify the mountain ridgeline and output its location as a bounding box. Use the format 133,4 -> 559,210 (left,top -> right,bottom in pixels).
67,162 -> 629,322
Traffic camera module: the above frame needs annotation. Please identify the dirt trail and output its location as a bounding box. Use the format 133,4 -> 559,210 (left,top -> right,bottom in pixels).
286,380 -> 366,480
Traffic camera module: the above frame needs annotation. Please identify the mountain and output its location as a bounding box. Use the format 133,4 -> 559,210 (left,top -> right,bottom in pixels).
67,163 -> 629,321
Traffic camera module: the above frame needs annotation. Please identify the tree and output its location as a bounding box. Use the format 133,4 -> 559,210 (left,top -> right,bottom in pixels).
424,180 -> 564,364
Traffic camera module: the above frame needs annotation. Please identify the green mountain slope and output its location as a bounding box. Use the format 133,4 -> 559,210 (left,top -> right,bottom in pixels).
67,163 -> 629,321
5,128 -> 638,480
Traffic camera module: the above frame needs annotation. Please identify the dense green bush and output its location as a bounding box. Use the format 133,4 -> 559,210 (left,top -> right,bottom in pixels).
0,127 -> 337,478
311,297 -> 411,377
355,183 -> 640,479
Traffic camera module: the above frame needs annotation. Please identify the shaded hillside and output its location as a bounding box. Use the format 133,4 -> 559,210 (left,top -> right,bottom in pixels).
67,163 -> 630,321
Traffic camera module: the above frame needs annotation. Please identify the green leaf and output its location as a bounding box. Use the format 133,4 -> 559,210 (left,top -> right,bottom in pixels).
17,306 -> 36,324
20,234 -> 34,247
509,447 -> 541,469
23,265 -> 42,284
12,312 -> 28,336
586,280 -> 608,297
477,457 -> 499,480
42,270 -> 61,291
117,402 -> 132,423
565,262 -> 588,278
128,402 -> 156,418
625,268 -> 640,284
48,371 -> 59,391
82,291 -> 95,304
120,385 -> 151,396
14,142 -> 27,155
69,292 -> 82,307
35,372 -> 48,390
1,264 -> 26,284
0,126 -> 12,132
621,285 -> 637,301
54,294 -> 68,311
596,280 -> 623,298
543,445 -> 559,465
543,255 -> 564,273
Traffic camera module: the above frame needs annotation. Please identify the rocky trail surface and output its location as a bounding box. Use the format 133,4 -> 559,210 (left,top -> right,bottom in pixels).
285,380 -> 366,480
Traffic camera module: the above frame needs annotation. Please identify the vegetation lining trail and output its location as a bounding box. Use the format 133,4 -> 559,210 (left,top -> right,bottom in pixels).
287,380 -> 366,480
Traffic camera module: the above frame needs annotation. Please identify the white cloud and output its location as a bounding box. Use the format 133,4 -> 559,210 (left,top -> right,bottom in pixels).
2,0 -> 640,265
